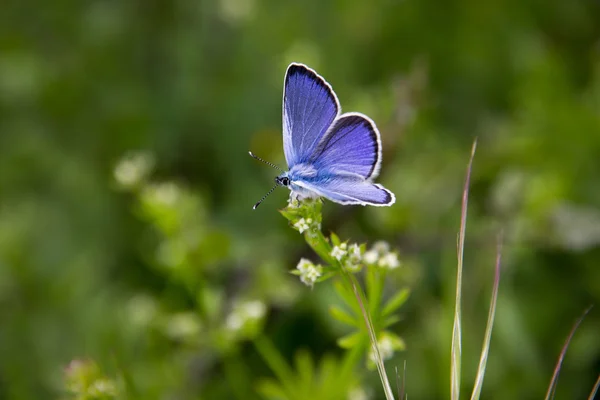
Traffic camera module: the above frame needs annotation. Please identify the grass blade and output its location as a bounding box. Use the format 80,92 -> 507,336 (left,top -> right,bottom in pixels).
469,234 -> 503,400
451,139 -> 477,400
544,305 -> 593,400
587,374 -> 600,400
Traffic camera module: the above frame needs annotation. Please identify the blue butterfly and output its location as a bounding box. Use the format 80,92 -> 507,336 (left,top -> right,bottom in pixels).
251,63 -> 395,209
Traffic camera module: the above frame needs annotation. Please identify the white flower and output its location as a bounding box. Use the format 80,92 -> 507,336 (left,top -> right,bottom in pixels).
378,252 -> 400,269
330,243 -> 348,261
226,313 -> 244,331
372,241 -> 390,254
165,312 -> 202,339
226,300 -> 267,332
363,250 -> 378,265
242,300 -> 266,319
344,243 -> 362,272
114,151 -> 154,188
296,258 -> 322,287
293,218 -> 311,233
348,243 -> 361,261
368,335 -> 394,363
363,241 -> 401,269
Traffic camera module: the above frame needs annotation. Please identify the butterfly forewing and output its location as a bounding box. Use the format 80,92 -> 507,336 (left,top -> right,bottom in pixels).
283,63 -> 340,167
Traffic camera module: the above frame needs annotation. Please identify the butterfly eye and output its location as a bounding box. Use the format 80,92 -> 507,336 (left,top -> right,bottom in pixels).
275,176 -> 290,186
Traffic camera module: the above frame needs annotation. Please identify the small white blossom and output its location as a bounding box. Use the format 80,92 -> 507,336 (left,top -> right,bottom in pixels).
344,243 -> 362,272
293,218 -> 310,233
226,313 -> 244,331
165,312 -> 202,339
368,335 -> 394,363
330,243 -> 348,261
378,252 -> 400,269
372,241 -> 390,254
348,243 -> 361,261
226,300 -> 267,332
363,250 -> 378,265
242,300 -> 267,319
363,241 -> 401,268
296,258 -> 322,287
114,151 -> 154,188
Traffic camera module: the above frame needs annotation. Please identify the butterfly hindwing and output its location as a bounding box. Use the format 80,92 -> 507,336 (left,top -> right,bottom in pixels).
294,174 -> 394,206
283,63 -> 340,167
310,113 -> 382,180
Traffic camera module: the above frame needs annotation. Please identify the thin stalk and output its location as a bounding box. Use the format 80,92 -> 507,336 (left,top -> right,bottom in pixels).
469,233 -> 503,400
451,139 -> 477,400
544,305 -> 593,400
587,374 -> 600,400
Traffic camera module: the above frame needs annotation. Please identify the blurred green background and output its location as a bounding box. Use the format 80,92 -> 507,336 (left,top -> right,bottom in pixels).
1,0 -> 600,399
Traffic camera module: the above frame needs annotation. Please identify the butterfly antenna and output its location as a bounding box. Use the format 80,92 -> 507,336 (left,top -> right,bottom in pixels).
248,151 -> 285,172
253,183 -> 279,210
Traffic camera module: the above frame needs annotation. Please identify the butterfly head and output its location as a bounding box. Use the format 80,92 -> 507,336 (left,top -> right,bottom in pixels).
275,175 -> 290,187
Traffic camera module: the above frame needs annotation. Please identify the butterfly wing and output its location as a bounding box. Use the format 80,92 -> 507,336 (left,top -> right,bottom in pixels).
294,175 -> 395,206
283,63 -> 340,167
309,113 -> 382,180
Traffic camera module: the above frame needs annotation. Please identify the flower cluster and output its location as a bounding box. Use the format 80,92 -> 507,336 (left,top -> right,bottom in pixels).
225,300 -> 267,332
292,258 -> 323,287
293,217 -> 320,234
330,242 -> 363,272
363,241 -> 401,270
331,242 -> 348,260
64,359 -> 118,399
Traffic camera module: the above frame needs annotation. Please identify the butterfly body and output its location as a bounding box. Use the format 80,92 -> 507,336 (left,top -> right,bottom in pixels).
252,63 -> 395,208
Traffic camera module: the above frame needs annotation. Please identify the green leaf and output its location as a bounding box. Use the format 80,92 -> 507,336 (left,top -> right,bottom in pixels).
329,305 -> 359,327
382,315 -> 401,328
255,378 -> 288,399
295,350 -> 314,392
365,267 -> 383,316
333,280 -> 361,315
381,288 -> 410,317
337,331 -> 363,349
316,270 -> 336,282
279,208 -> 301,222
330,232 -> 341,247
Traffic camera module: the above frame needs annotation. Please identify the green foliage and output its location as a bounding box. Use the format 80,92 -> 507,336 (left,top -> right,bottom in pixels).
1,0 -> 599,398
63,360 -> 118,400
279,198 -> 409,399
255,343 -> 364,400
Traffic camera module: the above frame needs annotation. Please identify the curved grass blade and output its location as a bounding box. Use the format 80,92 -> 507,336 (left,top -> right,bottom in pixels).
469,234 -> 503,400
587,374 -> 600,400
544,305 -> 593,400
451,139 -> 477,400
